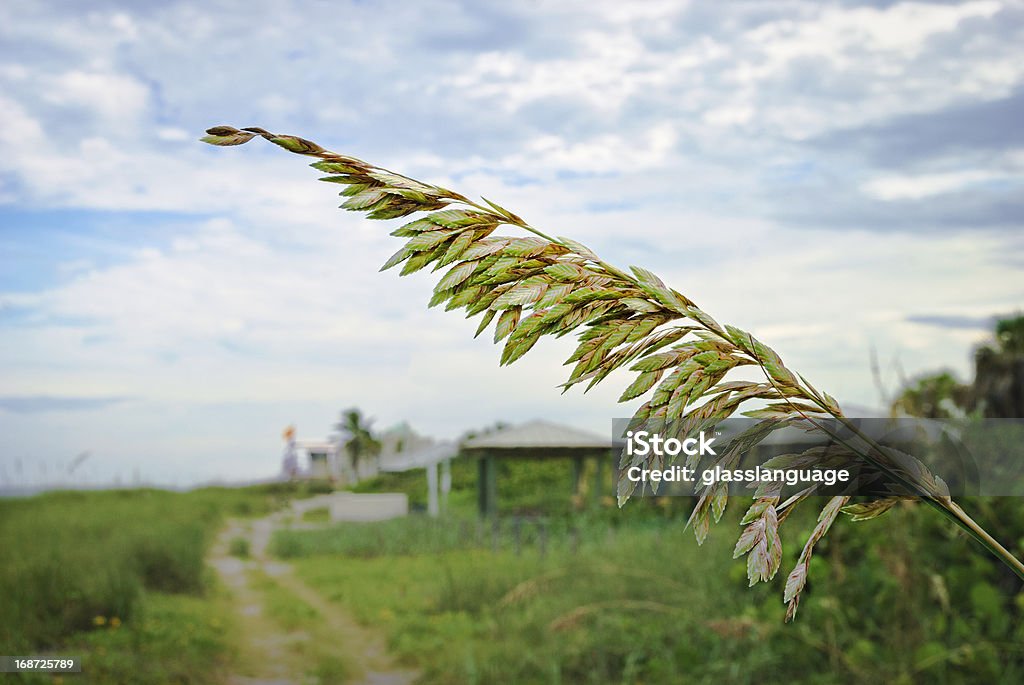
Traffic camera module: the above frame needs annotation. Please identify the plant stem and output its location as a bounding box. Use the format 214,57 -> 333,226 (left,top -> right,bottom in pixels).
830,416 -> 1024,580
753,350 -> 1024,583
930,498 -> 1024,581
835,418 -> 1024,581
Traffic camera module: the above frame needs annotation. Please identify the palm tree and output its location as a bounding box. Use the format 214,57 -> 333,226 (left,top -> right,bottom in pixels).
334,408 -> 381,482
891,371 -> 970,419
971,315 -> 1024,418
891,316 -> 1024,419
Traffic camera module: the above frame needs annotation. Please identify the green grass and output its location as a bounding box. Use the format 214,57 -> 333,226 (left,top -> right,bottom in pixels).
9,590 -> 236,685
353,455 -> 690,519
302,453 -> 1024,683
244,568 -> 354,683
278,499 -> 1024,684
69,590 -> 233,685
5,463 -> 1023,684
0,484 -> 294,683
301,505 -> 331,523
228,536 -> 251,558
289,519 -> 781,684
272,510 -> 642,560
273,515 -> 474,558
248,570 -> 321,631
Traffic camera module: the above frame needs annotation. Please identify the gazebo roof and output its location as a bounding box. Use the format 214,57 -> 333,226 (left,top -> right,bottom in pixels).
461,419 -> 611,452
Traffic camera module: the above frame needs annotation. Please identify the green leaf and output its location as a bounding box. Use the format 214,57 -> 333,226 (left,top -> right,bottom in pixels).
311,160 -> 364,174
394,218 -> 442,234
749,336 -> 800,388
474,309 -> 497,338
733,520 -> 762,558
544,262 -> 586,282
558,237 -> 598,260
505,237 -> 550,257
537,282 -> 573,309
783,564 -> 807,604
742,402 -> 823,419
341,188 -> 388,210
200,127 -> 256,146
379,247 -> 411,272
494,307 -> 521,343
492,282 -> 547,309
621,297 -> 660,313
428,209 -> 488,228
630,266 -> 666,289
399,251 -> 433,276
500,330 -> 543,365
436,261 -> 479,292
740,498 -> 771,525
711,482 -> 728,522
841,498 -> 900,522
269,135 -> 324,154
462,239 -> 508,260
406,230 -> 452,252
447,285 -> 484,311
481,196 -> 525,224
619,370 -> 662,402
437,231 -> 475,268
428,289 -> 450,308
484,255 -> 519,278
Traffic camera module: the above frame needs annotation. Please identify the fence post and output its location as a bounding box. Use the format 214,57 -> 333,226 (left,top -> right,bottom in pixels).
427,460 -> 439,517
572,456 -> 584,508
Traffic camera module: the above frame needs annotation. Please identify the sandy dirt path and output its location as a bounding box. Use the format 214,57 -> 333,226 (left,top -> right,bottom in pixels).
209,498 -> 418,685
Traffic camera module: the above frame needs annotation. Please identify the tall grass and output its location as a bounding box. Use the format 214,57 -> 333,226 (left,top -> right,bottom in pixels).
271,512 -> 669,559
283,504 -> 1024,683
0,486 -> 279,651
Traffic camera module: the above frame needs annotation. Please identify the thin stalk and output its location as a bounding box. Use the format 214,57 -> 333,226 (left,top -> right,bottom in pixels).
751,342 -> 1024,581
456,197 -> 563,244
819,399 -> 1024,581
831,416 -> 1024,580
929,498 -> 1024,581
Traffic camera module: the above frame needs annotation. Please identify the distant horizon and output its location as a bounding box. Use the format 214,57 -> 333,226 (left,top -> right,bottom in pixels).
0,404 -> 898,489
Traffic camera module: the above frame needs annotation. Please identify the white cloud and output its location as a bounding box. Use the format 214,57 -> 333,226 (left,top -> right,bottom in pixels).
45,70 -> 150,123
702,104 -> 755,127
747,1 -> 1002,64
861,169 -> 1015,200
156,126 -> 190,141
496,123 -> 678,173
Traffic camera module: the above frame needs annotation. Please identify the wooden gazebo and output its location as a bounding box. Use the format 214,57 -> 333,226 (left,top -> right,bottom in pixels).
461,419 -> 616,517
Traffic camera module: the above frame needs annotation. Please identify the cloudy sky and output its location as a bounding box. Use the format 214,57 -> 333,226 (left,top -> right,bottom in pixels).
1,0 -> 1022,486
